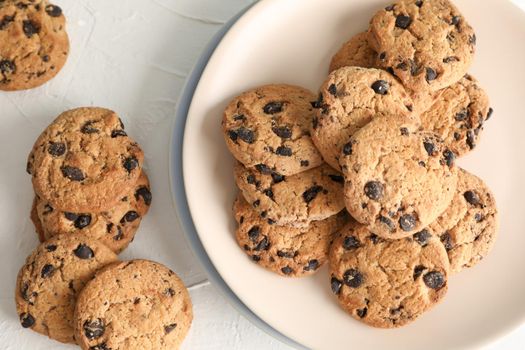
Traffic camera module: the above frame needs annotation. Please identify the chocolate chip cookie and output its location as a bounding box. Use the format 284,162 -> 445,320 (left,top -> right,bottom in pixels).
369,0 -> 476,92
329,221 -> 449,328
27,107 -> 144,212
421,74 -> 492,157
340,115 -> 458,239
222,84 -> 324,176
234,162 -> 345,228
33,171 -> 152,254
15,234 -> 118,343
74,260 -> 193,350
0,0 -> 69,91
234,195 -> 349,277
429,168 -> 498,273
329,32 -> 378,72
311,66 -> 414,170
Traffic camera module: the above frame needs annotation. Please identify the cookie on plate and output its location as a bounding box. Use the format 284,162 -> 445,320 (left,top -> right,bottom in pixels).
27,107 -> 144,212
74,260 -> 193,350
329,32 -> 378,72
340,115 -> 458,239
421,74 -> 492,157
0,0 -> 69,91
15,234 -> 118,343
33,171 -> 152,254
311,66 -> 414,170
222,84 -> 324,176
329,221 -> 449,328
234,195 -> 349,277
369,0 -> 476,92
234,162 -> 345,228
429,168 -> 498,273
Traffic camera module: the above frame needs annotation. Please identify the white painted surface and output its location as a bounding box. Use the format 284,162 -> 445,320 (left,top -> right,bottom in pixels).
0,0 -> 523,349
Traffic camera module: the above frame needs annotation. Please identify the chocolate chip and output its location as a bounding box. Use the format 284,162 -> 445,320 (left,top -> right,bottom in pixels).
275,146 -> 292,156
364,181 -> 384,200
331,277 -> 343,294
122,211 -> 139,223
425,67 -> 437,82
135,186 -> 152,205
164,323 -> 177,334
379,216 -> 395,231
423,141 -> 436,156
252,200 -> 260,208
248,226 -> 260,242
22,20 -> 39,38
281,266 -> 293,275
474,213 -> 484,222
469,34 -> 477,45
48,142 -> 66,156
441,232 -> 453,250
20,313 -> 35,328
443,150 -> 455,167
329,174 -> 344,184
343,236 -> 360,250
263,102 -> 283,114
123,156 -> 139,173
46,244 -> 57,252
379,52 -> 387,60
464,190 -> 480,206
251,255 -> 261,262
300,160 -> 309,167
327,83 -> 337,96
81,121 -> 99,134
233,114 -> 245,121
73,244 -> 94,259
356,308 -> 368,318
413,265 -> 425,280
277,250 -> 294,258
271,126 -> 292,139
74,214 -> 92,229
386,67 -> 396,76
400,127 -> 409,136
343,269 -> 363,288
271,172 -> 285,184
263,188 -> 274,199
395,15 -> 412,29
260,211 -> 267,218
486,107 -> 494,120
385,4 -> 395,11
415,0 -> 423,7
60,166 -> 84,181
466,130 -> 476,149
0,15 -> 14,30
255,236 -> 270,251
236,127 -> 255,144
111,130 -> 127,138
45,4 -> 62,17
303,186 -> 323,203
84,319 -> 105,340
399,214 -> 417,232
0,59 -> 15,76
304,259 -> 319,271
413,229 -> 431,246
64,212 -> 78,221
455,109 -> 468,121
423,271 -> 446,290
255,164 -> 272,174
371,80 -> 389,95
342,142 -> 353,156
41,264 -> 55,278
369,233 -> 383,244
90,343 -> 110,350
228,130 -> 238,141
451,16 -> 461,26
246,174 -> 256,185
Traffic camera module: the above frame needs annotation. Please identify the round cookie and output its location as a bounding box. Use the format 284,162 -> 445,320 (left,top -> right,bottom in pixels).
34,171 -> 152,254
421,74 -> 492,157
222,84 -> 324,176
234,195 -> 349,277
340,115 -> 458,239
329,32 -> 378,72
429,168 -> 498,273
74,260 -> 193,350
0,0 -> 69,91
311,66 -> 414,170
27,107 -> 144,212
369,0 -> 476,93
234,162 -> 345,228
15,234 -> 118,343
329,221 -> 449,328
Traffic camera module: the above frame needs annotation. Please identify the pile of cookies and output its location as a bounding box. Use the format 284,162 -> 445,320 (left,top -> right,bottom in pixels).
16,107 -> 193,349
223,0 -> 499,328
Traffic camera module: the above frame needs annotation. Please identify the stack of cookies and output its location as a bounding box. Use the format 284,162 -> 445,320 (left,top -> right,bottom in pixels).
16,107 -> 193,349
223,0 -> 499,328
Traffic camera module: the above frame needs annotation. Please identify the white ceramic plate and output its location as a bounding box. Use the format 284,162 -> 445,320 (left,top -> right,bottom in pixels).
181,0 -> 525,348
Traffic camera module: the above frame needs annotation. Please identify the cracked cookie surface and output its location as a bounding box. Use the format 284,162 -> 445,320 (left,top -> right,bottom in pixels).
329,32 -> 378,72
27,107 -> 144,212
15,234 -> 118,343
74,260 -> 193,350
340,115 -> 458,239
234,195 -> 349,277
429,168 -> 498,273
234,162 -> 345,228
369,0 -> 475,92
33,171 -> 152,254
222,84 -> 323,176
0,0 -> 69,91
421,74 -> 491,157
329,221 -> 449,328
311,67 -> 415,170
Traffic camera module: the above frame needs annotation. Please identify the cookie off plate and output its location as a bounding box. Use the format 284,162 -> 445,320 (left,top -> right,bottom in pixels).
170,0 -> 525,348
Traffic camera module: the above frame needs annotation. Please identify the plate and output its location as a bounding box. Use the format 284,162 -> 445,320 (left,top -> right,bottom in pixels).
172,0 -> 525,348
